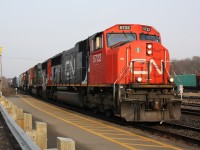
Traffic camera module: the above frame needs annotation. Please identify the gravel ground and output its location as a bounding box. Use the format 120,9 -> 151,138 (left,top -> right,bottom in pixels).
167,113 -> 200,146
0,112 -> 21,150
178,114 -> 200,128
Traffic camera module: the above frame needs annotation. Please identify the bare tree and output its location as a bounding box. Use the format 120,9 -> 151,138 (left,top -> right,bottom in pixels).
172,56 -> 200,75
1,77 -> 15,96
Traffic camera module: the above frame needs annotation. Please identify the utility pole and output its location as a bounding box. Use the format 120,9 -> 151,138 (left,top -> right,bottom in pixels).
0,47 -> 2,97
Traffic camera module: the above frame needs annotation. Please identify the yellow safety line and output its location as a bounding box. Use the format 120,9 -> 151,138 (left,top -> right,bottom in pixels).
124,143 -> 167,147
111,137 -> 149,141
62,120 -> 82,122
61,118 -> 80,120
100,133 -> 129,136
80,126 -> 109,129
65,121 -> 94,123
81,126 -> 108,128
90,129 -> 116,132
19,95 -> 182,150
73,123 -> 100,126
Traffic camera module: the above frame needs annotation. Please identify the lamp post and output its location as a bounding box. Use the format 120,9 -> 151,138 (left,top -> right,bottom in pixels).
0,47 -> 2,97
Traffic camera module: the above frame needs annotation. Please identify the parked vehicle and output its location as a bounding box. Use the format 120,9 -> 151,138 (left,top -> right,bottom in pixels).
174,74 -> 200,90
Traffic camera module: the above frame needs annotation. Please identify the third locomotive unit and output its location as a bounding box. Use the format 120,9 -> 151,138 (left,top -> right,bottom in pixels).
13,24 -> 181,122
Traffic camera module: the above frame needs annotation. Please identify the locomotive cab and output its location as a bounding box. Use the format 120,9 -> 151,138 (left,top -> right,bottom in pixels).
101,24 -> 181,122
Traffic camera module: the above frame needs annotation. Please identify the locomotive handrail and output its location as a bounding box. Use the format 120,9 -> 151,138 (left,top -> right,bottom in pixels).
113,66 -> 129,105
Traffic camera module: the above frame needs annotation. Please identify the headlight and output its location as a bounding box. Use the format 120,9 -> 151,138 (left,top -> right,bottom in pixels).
137,77 -> 142,82
147,44 -> 152,49
169,77 -> 174,83
146,43 -> 153,55
147,49 -> 152,55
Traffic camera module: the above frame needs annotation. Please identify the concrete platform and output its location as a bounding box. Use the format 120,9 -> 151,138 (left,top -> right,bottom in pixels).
6,94 -> 199,150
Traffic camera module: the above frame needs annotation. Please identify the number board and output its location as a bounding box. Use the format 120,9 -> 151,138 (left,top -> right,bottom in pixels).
142,26 -> 151,32
93,53 -> 102,63
119,25 -> 131,30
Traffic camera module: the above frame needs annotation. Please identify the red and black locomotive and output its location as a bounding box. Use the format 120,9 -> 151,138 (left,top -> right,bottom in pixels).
16,24 -> 181,122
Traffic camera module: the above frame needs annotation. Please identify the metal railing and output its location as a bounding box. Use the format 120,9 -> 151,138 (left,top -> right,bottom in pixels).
0,101 -> 40,150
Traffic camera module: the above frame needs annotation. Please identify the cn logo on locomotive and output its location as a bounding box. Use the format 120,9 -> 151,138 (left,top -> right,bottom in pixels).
130,59 -> 163,75
65,59 -> 76,78
142,26 -> 151,32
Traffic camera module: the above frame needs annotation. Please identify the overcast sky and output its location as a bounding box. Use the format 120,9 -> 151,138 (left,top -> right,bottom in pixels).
0,0 -> 199,78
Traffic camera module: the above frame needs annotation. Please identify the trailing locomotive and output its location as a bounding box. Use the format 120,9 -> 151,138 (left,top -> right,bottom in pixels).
15,24 -> 181,122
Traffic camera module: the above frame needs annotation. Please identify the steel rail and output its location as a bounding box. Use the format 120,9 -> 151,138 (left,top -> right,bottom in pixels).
133,123 -> 200,147
181,103 -> 200,107
181,108 -> 200,115
163,122 -> 200,132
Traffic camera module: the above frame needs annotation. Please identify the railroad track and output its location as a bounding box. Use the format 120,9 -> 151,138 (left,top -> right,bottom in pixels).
132,122 -> 200,147
181,103 -> 200,107
181,99 -> 200,115
181,95 -> 200,100
163,122 -> 200,133
181,108 -> 200,115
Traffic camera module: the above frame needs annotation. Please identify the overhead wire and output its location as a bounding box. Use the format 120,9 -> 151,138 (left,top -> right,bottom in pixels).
2,57 -> 43,61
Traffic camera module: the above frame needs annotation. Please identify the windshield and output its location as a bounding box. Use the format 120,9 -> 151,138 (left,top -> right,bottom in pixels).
140,34 -> 160,42
107,33 -> 136,47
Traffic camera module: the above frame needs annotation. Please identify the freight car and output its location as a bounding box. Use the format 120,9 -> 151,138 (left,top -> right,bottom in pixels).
10,76 -> 20,88
174,74 -> 200,91
15,24 -> 181,122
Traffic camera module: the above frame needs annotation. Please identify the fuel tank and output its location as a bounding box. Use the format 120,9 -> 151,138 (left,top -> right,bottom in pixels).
54,91 -> 84,107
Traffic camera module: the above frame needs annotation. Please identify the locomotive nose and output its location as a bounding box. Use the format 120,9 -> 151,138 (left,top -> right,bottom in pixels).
129,41 -> 170,84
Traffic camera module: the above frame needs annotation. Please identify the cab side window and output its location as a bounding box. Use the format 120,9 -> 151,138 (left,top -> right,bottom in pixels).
92,35 -> 103,51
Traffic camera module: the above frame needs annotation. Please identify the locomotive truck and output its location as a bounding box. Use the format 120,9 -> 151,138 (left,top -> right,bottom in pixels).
15,24 -> 181,122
